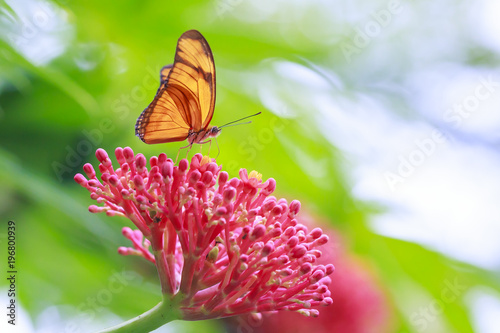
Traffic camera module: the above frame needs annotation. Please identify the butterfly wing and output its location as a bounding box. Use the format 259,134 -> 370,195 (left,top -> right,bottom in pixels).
135,30 -> 216,144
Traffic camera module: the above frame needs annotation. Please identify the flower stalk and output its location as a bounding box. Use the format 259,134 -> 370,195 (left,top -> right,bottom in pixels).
98,297 -> 181,333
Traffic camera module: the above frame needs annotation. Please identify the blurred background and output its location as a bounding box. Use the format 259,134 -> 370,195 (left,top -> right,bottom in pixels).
1,0 -> 500,332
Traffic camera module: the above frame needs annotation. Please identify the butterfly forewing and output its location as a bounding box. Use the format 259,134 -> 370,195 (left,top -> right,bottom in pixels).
135,30 -> 216,144
172,30 -> 216,130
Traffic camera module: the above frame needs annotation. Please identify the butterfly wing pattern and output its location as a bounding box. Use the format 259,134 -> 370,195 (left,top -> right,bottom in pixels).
135,30 -> 216,144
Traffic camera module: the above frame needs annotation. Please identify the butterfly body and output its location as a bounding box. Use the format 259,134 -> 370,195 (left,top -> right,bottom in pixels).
187,126 -> 221,145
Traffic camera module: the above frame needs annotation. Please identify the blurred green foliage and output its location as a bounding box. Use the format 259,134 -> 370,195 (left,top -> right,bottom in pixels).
1,0 -> 499,332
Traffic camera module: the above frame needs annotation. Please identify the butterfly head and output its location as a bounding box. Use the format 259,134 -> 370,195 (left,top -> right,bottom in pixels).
209,126 -> 221,138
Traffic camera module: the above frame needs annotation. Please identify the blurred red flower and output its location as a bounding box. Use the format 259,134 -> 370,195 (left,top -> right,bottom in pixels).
225,220 -> 394,333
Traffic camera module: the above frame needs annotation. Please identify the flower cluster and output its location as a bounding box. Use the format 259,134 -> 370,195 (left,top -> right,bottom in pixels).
75,147 -> 334,321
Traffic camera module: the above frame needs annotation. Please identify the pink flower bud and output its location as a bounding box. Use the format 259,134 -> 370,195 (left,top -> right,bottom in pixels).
117,247 -> 129,255
108,175 -> 119,187
300,263 -> 313,275
287,236 -> 299,248
271,205 -> 283,216
229,178 -> 240,188
123,147 -> 134,163
135,195 -> 147,204
89,205 -> 103,213
98,164 -> 107,174
289,200 -> 301,216
223,187 -> 236,203
96,148 -> 109,164
308,228 -> 323,240
262,178 -> 276,195
315,235 -> 329,246
122,227 -> 133,237
158,153 -> 168,164
83,163 -> 96,179
325,264 -> 335,275
179,159 -> 189,173
262,199 -> 276,213
262,242 -> 275,256
291,245 -> 307,258
101,173 -> 110,183
283,226 -> 296,238
218,171 -> 228,187
149,156 -> 158,168
74,173 -> 88,187
189,170 -> 201,185
251,224 -> 266,240
216,207 -> 227,216
205,162 -> 217,174
133,175 -> 144,191
161,162 -> 173,179
115,147 -> 125,164
135,154 -> 147,170
201,171 -> 213,186
268,228 -> 282,238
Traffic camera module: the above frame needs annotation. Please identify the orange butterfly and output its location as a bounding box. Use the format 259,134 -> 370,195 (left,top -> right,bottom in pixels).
135,30 -> 259,157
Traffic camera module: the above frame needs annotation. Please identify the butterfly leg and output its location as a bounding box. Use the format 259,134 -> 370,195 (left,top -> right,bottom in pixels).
196,139 -> 215,158
176,143 -> 193,164
185,144 -> 193,159
214,137 -> 220,159
204,139 -> 220,159
175,148 -> 182,164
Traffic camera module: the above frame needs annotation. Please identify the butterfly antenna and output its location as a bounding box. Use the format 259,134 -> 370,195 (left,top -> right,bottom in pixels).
219,112 -> 262,129
219,121 -> 252,128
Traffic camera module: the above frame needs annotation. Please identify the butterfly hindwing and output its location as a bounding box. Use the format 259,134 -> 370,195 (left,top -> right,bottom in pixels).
135,30 -> 216,144
159,64 -> 173,90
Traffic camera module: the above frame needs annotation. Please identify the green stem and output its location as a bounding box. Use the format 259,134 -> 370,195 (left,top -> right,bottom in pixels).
97,296 -> 182,333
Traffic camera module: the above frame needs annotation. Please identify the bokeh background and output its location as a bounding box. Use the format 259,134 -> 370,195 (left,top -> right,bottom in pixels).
1,0 -> 500,332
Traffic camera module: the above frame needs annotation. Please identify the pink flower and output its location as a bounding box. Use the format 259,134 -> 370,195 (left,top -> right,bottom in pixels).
74,147 -> 334,324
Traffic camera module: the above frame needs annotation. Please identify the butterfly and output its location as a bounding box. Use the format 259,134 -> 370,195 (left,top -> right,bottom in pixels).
135,30 -> 260,157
